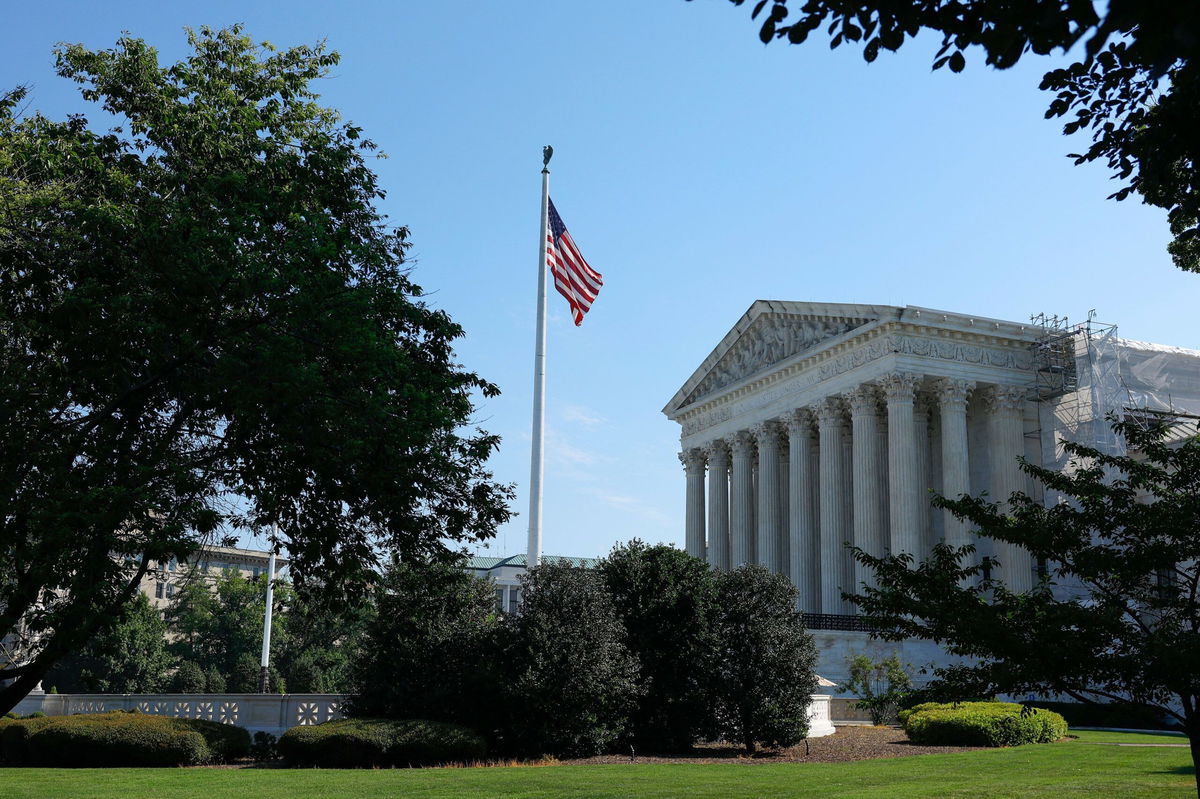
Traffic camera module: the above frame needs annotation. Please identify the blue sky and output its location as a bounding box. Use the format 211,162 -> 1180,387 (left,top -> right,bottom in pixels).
6,1 -> 1196,560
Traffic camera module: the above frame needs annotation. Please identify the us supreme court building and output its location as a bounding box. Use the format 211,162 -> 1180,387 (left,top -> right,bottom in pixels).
663,301 -> 1200,682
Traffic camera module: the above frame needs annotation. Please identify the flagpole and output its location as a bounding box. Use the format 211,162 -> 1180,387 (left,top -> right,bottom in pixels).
527,147 -> 552,568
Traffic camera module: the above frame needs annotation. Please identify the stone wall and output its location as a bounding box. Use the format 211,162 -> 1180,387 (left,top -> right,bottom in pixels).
10,692 -> 345,737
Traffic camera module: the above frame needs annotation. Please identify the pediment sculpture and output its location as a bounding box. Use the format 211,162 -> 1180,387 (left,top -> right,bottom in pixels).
684,315 -> 864,404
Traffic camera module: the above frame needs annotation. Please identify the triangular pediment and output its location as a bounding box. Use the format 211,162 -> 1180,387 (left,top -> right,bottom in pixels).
663,301 -> 894,415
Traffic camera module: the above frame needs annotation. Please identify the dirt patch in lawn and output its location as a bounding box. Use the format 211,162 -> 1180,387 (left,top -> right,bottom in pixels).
561,725 -> 987,765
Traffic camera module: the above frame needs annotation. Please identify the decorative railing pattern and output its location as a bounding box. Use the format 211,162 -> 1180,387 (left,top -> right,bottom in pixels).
14,693 -> 346,736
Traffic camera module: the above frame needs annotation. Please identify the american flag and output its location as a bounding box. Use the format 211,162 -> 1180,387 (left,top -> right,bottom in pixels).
547,198 -> 603,326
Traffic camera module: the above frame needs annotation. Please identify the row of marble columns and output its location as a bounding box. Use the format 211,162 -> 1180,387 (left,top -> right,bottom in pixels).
680,374 -> 1033,613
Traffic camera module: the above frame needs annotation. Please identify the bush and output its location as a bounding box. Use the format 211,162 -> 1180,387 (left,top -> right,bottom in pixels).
279,718 -> 487,768
23,712 -> 212,766
0,714 -> 57,764
250,730 -> 278,761
183,717 -> 251,762
1025,700 -> 1172,730
902,702 -> 1068,747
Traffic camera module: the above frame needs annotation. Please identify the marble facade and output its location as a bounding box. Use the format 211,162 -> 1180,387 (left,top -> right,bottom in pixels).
664,301 -> 1045,615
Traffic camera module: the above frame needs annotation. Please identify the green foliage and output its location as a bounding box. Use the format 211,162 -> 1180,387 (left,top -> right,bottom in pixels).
598,540 -> 718,751
902,702 -> 1067,747
711,565 -> 818,753
0,714 -> 56,764
0,25 -> 512,713
42,594 -> 173,693
279,584 -> 373,693
850,420 -> 1200,789
278,718 -> 487,768
0,711 -> 249,766
250,731 -> 278,762
502,561 -> 641,757
183,717 -> 251,762
21,712 -> 210,766
350,558 -> 499,731
718,1 -> 1200,272
842,654 -> 913,726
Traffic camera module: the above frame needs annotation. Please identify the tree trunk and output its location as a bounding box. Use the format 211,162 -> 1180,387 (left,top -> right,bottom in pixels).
0,664 -> 52,717
1189,728 -> 1200,799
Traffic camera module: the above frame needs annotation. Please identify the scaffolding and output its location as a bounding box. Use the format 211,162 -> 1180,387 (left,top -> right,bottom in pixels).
1030,311 -> 1124,471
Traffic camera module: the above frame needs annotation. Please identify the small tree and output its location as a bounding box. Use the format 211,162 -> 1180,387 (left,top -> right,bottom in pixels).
712,565 -> 818,754
850,419 -> 1200,796
599,540 -> 718,751
841,654 -> 913,726
350,558 -> 498,729
502,561 -> 641,757
43,593 -> 174,693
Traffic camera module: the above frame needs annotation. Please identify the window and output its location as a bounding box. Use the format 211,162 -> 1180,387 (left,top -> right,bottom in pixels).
155,582 -> 164,599
168,559 -> 177,572
495,589 -> 505,612
166,583 -> 174,598
252,567 -> 261,579
508,587 -> 521,610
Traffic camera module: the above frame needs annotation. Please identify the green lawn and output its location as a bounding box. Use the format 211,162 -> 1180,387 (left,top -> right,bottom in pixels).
2,732 -> 1194,799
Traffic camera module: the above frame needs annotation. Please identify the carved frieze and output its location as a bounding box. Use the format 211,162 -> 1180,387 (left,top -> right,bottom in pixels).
683,315 -> 863,406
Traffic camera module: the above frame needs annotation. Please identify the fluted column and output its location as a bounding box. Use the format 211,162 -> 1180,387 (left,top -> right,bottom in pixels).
704,441 -> 731,570
783,409 -> 818,611
883,372 -> 922,557
777,442 -> 790,574
753,421 -> 783,573
935,379 -> 975,557
727,431 -> 756,568
914,393 -> 933,547
680,448 -> 707,561
816,397 -> 848,613
849,385 -> 884,594
985,384 -> 1033,592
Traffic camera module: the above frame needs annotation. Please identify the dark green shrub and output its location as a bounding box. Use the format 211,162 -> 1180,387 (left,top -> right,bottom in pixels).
250,730 -> 278,761
183,717 -> 251,762
1026,700 -> 1171,730
0,715 -> 56,764
24,712 -> 212,766
902,701 -> 1067,747
279,718 -> 487,768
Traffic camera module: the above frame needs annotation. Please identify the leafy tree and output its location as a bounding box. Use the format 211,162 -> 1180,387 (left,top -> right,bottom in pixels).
502,561 -> 641,757
172,661 -> 206,693
42,593 -> 174,693
350,558 -> 498,729
0,26 -> 512,714
713,1 -> 1200,272
841,653 -> 913,726
279,586 -> 374,694
598,540 -> 718,752
166,569 -> 288,690
711,565 -> 818,754
849,419 -> 1200,796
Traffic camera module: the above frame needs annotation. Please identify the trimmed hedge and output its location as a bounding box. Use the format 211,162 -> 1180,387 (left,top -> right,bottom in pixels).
901,701 -> 1068,747
0,711 -> 251,766
279,718 -> 487,768
0,714 -> 57,765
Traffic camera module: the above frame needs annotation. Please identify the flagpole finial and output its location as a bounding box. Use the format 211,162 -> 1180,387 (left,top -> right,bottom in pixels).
542,145 -> 553,171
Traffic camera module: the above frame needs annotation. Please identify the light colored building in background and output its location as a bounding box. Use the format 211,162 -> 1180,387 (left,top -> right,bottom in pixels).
138,544 -> 286,610
664,300 -> 1200,684
465,554 -> 598,613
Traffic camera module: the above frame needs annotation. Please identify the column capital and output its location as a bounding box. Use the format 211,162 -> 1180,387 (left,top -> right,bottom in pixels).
702,439 -> 730,466
982,383 -> 1027,413
934,378 -> 975,412
815,395 -> 847,426
679,448 -> 707,474
847,384 -> 883,417
880,372 -> 921,402
750,420 -> 783,448
725,430 -> 756,458
781,408 -> 815,435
